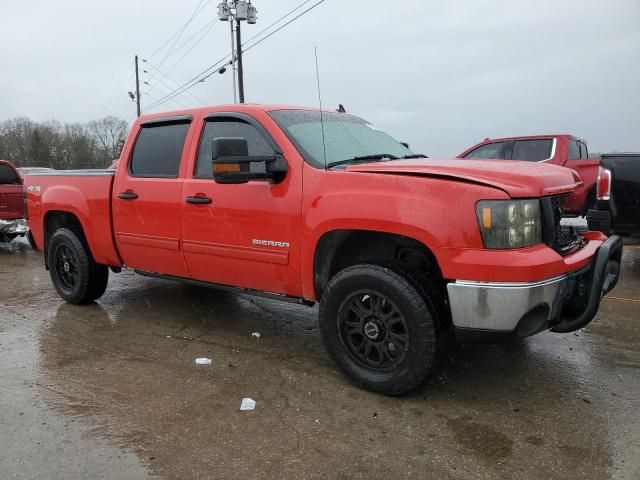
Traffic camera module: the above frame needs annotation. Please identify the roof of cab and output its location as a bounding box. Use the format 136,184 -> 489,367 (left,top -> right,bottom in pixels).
136,104 -> 327,123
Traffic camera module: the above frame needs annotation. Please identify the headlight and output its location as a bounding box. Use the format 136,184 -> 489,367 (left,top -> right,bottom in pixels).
476,199 -> 542,249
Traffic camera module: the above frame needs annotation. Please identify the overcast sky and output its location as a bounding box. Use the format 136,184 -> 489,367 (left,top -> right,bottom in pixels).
1,0 -> 639,156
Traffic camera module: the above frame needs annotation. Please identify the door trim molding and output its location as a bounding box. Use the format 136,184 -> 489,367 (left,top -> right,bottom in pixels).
182,240 -> 289,265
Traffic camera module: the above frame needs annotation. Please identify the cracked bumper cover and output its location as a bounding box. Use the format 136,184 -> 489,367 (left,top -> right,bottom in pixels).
0,219 -> 27,237
447,236 -> 623,338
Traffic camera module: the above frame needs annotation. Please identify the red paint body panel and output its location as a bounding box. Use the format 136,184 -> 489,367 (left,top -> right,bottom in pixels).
458,135 -> 599,214
25,105 -> 607,302
0,160 -> 24,220
25,173 -> 121,266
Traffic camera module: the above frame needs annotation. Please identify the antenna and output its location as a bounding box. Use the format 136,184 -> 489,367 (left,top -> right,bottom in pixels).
314,46 -> 328,169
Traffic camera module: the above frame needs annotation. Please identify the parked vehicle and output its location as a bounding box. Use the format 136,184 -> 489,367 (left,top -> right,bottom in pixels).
458,135 -> 599,216
0,160 -> 27,243
24,105 -> 622,395
587,153 -> 640,236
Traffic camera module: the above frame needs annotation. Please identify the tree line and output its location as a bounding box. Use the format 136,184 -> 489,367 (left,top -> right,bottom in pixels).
0,116 -> 129,170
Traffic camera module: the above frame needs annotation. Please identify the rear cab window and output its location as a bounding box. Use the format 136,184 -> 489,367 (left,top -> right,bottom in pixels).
511,139 -> 554,161
568,140 -> 588,160
0,164 -> 20,185
129,121 -> 191,178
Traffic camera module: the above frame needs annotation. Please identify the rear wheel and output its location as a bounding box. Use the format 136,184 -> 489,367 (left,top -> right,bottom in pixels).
319,263 -> 444,395
48,228 -> 108,304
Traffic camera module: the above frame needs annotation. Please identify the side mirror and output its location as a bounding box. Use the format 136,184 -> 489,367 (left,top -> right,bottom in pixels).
211,137 -> 287,184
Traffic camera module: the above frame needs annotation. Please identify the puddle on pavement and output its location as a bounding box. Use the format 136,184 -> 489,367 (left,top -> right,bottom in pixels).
1,246 -> 639,479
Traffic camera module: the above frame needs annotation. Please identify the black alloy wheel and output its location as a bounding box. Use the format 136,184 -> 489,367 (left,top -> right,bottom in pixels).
338,291 -> 409,371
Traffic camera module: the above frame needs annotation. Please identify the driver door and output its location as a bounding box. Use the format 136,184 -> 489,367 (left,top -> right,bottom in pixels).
181,113 -> 303,296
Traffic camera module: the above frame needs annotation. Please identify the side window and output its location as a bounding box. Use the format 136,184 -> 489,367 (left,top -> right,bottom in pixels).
463,142 -> 506,159
579,142 -> 588,159
568,140 -> 580,160
129,122 -> 190,178
196,118 -> 274,178
0,164 -> 20,184
512,139 -> 553,161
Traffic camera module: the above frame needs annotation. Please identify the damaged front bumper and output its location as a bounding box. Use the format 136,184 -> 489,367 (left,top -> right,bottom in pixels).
0,218 -> 28,241
447,236 -> 623,341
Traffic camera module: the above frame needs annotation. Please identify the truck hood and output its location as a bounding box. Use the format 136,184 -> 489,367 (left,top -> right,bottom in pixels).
345,158 -> 582,198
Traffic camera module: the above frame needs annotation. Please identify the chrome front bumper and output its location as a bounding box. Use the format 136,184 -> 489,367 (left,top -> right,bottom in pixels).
447,275 -> 567,335
447,236 -> 623,338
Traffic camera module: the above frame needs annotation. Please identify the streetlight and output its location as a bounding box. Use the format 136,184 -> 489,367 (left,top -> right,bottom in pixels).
217,1 -> 258,103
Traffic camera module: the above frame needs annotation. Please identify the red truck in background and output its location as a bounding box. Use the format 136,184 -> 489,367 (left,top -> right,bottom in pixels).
0,160 -> 27,243
24,105 -> 622,395
458,135 -> 599,216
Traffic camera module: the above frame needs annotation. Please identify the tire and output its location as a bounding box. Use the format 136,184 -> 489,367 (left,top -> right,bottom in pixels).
47,228 -> 109,304
319,263 -> 444,395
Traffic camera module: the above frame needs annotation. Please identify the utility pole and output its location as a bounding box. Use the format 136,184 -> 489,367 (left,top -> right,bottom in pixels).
134,55 -> 141,117
235,19 -> 244,103
229,22 -> 237,103
218,1 -> 257,104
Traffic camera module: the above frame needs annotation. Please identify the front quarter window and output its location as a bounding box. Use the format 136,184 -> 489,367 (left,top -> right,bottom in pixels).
464,142 -> 507,159
269,110 -> 411,168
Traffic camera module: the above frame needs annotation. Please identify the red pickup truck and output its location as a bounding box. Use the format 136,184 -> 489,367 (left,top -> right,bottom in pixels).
25,105 -> 622,395
458,135 -> 599,215
0,160 -> 27,243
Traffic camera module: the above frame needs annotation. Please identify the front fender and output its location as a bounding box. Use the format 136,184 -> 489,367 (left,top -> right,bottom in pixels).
300,168 -> 508,299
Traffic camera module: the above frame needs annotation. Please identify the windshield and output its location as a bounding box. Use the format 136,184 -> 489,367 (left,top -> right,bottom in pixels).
269,109 -> 411,168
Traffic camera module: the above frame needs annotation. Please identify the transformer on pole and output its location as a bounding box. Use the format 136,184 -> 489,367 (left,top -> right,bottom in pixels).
217,1 -> 257,103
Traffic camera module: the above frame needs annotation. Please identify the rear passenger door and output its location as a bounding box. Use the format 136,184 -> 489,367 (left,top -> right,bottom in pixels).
112,116 -> 192,277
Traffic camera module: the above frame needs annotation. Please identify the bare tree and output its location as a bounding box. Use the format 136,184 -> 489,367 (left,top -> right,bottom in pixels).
0,116 -> 129,169
87,116 -> 129,167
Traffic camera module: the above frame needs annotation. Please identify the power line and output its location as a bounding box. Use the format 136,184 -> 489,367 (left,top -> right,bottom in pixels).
142,55 -> 231,112
164,20 -> 217,71
143,0 -> 328,112
165,21 -> 217,76
143,58 -> 206,104
243,0 -> 315,46
102,67 -> 135,118
152,0 -> 212,75
146,0 -> 212,60
244,0 -> 327,53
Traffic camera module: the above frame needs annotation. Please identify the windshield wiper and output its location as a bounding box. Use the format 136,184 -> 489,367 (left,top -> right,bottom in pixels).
327,154 -> 399,168
402,154 -> 428,159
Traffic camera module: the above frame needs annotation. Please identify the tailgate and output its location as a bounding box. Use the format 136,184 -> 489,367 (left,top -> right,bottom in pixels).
0,184 -> 24,220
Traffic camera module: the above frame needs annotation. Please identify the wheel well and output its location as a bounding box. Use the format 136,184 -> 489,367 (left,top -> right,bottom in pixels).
43,211 -> 84,269
313,230 -> 444,300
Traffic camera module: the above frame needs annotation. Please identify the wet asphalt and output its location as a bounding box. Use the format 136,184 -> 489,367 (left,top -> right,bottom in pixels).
1,240 -> 639,480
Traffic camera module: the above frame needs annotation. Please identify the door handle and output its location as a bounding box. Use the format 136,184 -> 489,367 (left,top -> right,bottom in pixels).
186,196 -> 212,205
118,192 -> 138,200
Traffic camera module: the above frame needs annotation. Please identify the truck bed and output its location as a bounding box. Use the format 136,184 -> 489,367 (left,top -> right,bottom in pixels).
25,169 -> 121,266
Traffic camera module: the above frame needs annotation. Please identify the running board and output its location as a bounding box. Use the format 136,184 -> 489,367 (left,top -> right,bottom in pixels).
134,270 -> 315,307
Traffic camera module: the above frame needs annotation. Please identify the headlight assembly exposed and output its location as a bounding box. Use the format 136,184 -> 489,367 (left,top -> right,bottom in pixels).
476,199 -> 542,249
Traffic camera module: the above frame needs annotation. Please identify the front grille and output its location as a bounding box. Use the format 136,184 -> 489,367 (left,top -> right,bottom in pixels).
541,196 -> 584,255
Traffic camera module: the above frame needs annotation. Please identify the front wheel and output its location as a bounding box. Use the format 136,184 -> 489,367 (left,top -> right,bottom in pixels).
48,228 -> 109,304
319,263 -> 443,395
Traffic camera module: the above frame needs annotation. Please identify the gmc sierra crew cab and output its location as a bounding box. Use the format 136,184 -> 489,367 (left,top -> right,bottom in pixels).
458,134 -> 599,216
25,105 -> 622,395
